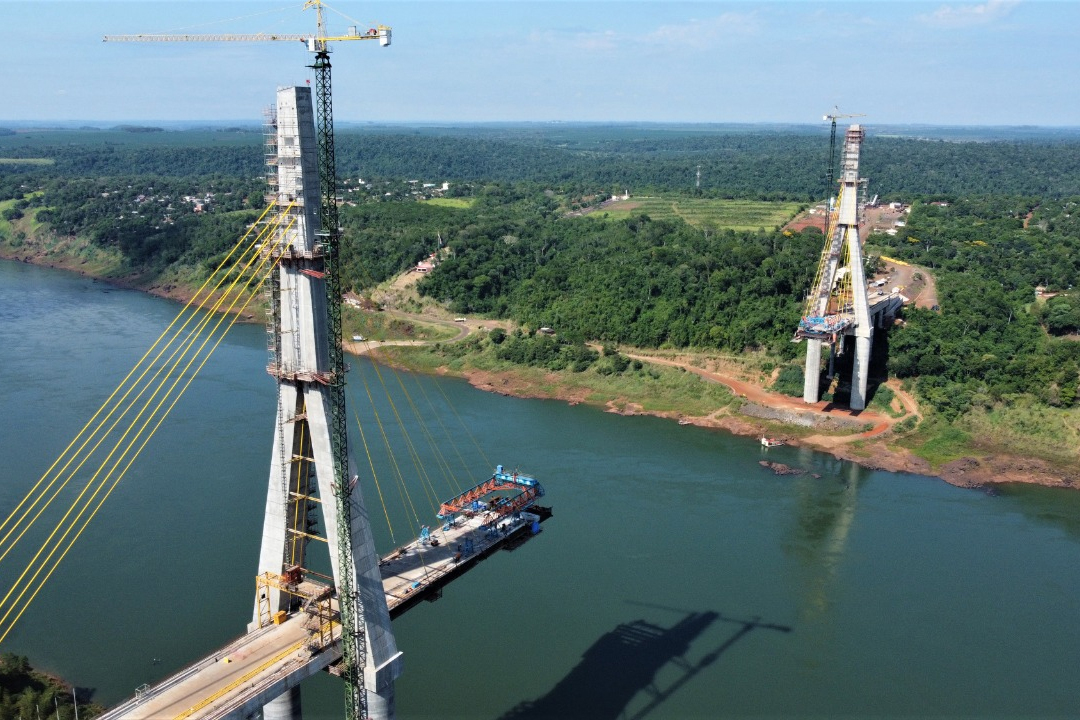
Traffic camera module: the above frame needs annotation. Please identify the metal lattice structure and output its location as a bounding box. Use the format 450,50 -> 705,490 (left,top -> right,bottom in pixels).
310,49 -> 368,720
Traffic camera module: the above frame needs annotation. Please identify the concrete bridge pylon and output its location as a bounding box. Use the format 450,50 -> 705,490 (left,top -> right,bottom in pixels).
255,85 -> 401,720
795,125 -> 873,411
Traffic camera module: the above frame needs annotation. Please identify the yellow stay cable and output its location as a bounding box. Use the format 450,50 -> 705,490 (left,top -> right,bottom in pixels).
360,355 -> 440,517
351,404 -> 396,544
0,226 -> 285,631
401,373 -> 475,490
342,257 -> 470,507
341,249 -> 516,537
343,358 -> 426,542
0,222 -> 285,629
335,239 -> 505,542
803,186 -> 845,318
0,213 -> 288,611
382,367 -> 463,498
0,201 -> 284,549
352,358 -> 423,536
0,208 -> 289,567
0,245 -> 284,645
429,377 -> 493,471
288,413 -> 310,568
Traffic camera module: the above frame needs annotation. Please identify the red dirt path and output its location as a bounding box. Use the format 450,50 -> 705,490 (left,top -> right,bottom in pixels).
626,353 -> 899,441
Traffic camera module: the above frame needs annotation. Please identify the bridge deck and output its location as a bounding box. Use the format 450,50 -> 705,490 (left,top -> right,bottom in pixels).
101,509 -> 547,720
795,290 -> 906,341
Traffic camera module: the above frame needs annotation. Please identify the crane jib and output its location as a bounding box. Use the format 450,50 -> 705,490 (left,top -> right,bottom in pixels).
103,26 -> 391,47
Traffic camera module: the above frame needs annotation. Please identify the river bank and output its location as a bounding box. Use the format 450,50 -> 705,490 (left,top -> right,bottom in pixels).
4,247 -> 1076,493
367,346 -> 1080,493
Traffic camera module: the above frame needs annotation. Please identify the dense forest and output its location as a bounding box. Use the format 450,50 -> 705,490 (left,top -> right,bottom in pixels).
4,125 -> 1080,198
413,195 -> 817,354
2,125 -> 1079,424
872,197 -> 1080,418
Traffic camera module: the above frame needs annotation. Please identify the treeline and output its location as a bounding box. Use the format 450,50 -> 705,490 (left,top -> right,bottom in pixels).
874,197 -> 1080,417
3,174 -> 263,270
0,653 -> 99,720
4,130 -> 1080,419
6,127 -> 1080,198
413,189 -> 817,355
339,130 -> 1080,198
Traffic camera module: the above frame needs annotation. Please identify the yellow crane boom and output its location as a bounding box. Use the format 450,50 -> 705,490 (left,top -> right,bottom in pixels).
824,106 -> 866,123
103,1 -> 391,51
103,26 -> 390,49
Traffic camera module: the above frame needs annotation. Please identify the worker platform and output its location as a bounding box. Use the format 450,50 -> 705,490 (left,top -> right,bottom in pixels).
99,472 -> 550,720
796,289 -> 906,342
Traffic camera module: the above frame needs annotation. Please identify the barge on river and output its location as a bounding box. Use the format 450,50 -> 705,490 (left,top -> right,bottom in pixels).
380,465 -> 550,617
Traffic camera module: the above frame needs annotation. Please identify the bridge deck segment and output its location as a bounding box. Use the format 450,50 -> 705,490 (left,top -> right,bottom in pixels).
101,509 -> 548,720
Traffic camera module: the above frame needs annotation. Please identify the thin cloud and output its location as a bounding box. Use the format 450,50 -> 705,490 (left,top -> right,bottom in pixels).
919,0 -> 1020,28
524,28 -> 619,53
649,12 -> 760,49
519,13 -> 758,56
572,29 -> 619,52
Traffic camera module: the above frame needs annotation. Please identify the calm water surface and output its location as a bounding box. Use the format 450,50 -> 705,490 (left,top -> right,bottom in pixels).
2,259 -> 1079,718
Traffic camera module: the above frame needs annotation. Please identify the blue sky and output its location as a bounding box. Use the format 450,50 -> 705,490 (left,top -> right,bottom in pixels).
3,1 -> 1077,125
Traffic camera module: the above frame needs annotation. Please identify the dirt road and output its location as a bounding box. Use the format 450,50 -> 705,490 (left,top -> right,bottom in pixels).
351,305 -> 1075,490
881,259 -> 938,310
624,352 -> 914,443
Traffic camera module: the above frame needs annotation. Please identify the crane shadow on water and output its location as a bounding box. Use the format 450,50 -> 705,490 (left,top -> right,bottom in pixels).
493,604 -> 791,720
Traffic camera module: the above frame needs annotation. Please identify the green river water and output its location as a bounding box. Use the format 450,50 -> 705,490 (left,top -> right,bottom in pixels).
1,259 -> 1079,719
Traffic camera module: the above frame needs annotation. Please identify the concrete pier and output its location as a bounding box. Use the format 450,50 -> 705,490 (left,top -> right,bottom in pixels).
803,338 -> 822,403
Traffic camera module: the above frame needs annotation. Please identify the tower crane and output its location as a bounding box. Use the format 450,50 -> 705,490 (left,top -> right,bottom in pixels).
822,107 -> 865,241
105,4 -> 389,719
104,1 -> 390,50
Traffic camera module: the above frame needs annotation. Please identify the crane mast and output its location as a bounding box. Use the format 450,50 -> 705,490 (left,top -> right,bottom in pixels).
822,107 -> 865,241
309,42 -> 370,720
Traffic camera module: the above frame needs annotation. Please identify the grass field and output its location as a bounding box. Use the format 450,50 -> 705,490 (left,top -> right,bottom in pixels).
342,307 -> 459,343
894,396 -> 1080,469
0,198 -> 14,237
422,197 -> 475,209
592,196 -> 802,231
384,342 -> 738,419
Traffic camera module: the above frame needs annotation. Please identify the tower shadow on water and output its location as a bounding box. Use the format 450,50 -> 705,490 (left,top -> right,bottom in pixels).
494,610 -> 791,720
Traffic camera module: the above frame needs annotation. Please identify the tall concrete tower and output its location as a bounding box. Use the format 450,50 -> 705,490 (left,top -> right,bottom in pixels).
797,125 -> 872,410
254,86 -> 402,720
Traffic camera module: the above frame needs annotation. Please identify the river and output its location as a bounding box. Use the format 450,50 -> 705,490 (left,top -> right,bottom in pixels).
1,259 -> 1079,718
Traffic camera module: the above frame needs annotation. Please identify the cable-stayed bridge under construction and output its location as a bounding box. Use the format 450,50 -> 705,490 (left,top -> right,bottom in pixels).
794,123 -> 904,410
0,84 -> 549,720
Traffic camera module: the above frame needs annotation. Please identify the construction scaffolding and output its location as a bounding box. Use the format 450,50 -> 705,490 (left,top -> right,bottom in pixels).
796,124 -> 873,410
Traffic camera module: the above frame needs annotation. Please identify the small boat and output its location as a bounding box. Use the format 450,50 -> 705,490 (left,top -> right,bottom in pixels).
761,436 -> 784,448
678,419 -> 692,425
